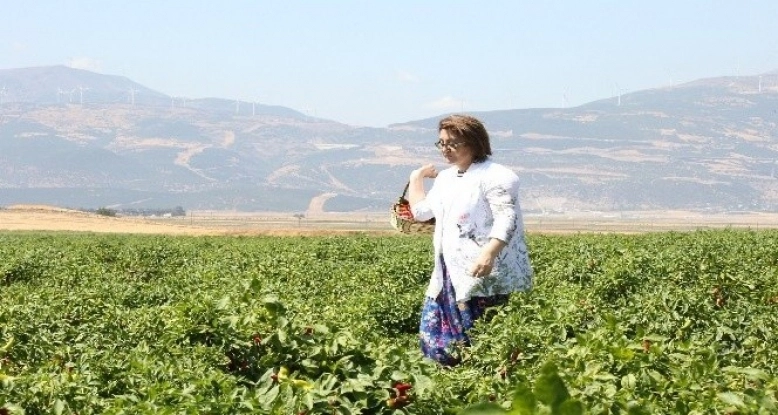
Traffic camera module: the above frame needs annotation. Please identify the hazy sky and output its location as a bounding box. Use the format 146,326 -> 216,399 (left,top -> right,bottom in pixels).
2,1 -> 777,127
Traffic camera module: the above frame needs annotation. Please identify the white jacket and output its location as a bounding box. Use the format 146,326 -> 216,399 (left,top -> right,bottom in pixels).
411,160 -> 533,301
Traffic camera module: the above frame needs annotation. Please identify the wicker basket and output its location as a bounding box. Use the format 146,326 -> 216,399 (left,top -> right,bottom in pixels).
389,182 -> 435,234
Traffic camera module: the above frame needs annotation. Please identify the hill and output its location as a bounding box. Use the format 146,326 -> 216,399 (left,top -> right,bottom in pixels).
2,65 -> 778,213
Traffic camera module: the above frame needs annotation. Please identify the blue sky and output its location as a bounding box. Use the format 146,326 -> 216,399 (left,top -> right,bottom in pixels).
2,1 -> 777,127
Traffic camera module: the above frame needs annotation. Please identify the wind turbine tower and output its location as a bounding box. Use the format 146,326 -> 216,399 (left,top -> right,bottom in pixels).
0,86 -> 6,105
128,87 -> 138,106
78,86 -> 89,105
563,87 -> 570,108
531,192 -> 548,215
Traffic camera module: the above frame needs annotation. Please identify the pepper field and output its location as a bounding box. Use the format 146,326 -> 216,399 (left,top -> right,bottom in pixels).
1,230 -> 777,414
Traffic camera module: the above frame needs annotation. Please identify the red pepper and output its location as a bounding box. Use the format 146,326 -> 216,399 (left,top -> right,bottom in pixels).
394,382 -> 413,394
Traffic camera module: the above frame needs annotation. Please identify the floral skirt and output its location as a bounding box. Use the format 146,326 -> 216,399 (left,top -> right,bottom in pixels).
419,258 -> 509,366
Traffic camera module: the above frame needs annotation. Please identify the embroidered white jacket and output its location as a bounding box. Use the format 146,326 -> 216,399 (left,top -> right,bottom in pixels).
411,160 -> 533,301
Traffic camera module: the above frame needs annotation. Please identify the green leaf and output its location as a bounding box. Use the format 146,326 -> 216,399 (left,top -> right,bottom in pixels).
53,400 -> 65,415
411,373 -> 434,394
312,323 -> 329,334
0,336 -> 13,354
276,328 -> 287,343
509,385 -> 536,414
593,373 -> 617,381
391,370 -> 409,381
302,393 -> 314,409
262,296 -> 287,316
556,399 -> 584,415
717,392 -> 745,408
645,369 -> 664,383
250,277 -> 262,292
458,402 -> 508,415
723,366 -> 769,381
216,295 -> 230,310
626,403 -> 650,415
257,384 -> 280,408
534,363 -> 570,409
621,374 -> 637,390
611,347 -> 635,361
642,334 -> 667,342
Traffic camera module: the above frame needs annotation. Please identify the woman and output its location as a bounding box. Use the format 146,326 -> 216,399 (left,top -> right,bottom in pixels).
407,114 -> 533,366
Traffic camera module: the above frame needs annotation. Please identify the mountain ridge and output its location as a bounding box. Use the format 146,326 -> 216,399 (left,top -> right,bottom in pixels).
2,65 -> 778,213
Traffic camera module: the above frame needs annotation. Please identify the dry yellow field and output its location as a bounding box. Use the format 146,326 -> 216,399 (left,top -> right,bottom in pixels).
0,205 -> 393,236
2,205 -> 778,236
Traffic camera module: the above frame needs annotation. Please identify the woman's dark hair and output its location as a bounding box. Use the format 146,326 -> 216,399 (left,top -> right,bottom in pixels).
438,114 -> 491,163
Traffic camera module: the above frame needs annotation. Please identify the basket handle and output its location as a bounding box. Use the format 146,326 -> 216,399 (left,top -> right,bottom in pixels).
401,181 -> 410,198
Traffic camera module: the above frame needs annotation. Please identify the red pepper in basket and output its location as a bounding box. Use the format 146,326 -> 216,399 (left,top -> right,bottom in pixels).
397,203 -> 414,219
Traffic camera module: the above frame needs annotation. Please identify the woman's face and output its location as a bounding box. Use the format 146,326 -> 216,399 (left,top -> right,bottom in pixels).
437,129 -> 474,168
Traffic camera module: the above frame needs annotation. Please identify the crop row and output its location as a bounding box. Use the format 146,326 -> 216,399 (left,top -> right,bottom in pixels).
1,230 -> 776,413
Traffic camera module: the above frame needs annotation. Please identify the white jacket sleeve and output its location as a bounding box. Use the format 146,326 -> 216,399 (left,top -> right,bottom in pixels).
410,178 -> 440,222
485,175 -> 521,244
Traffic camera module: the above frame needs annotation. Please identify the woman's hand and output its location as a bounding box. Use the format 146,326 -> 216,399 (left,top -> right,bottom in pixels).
470,252 -> 495,278
410,164 -> 438,180
470,239 -> 507,278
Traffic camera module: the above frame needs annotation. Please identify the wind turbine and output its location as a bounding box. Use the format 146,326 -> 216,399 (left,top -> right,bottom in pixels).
614,82 -> 623,106
530,191 -> 547,215
128,87 -> 138,106
77,86 -> 89,104
0,85 -> 6,105
171,96 -> 184,109
666,68 -> 676,88
301,106 -> 312,122
563,87 -> 570,108
301,105 -> 318,122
